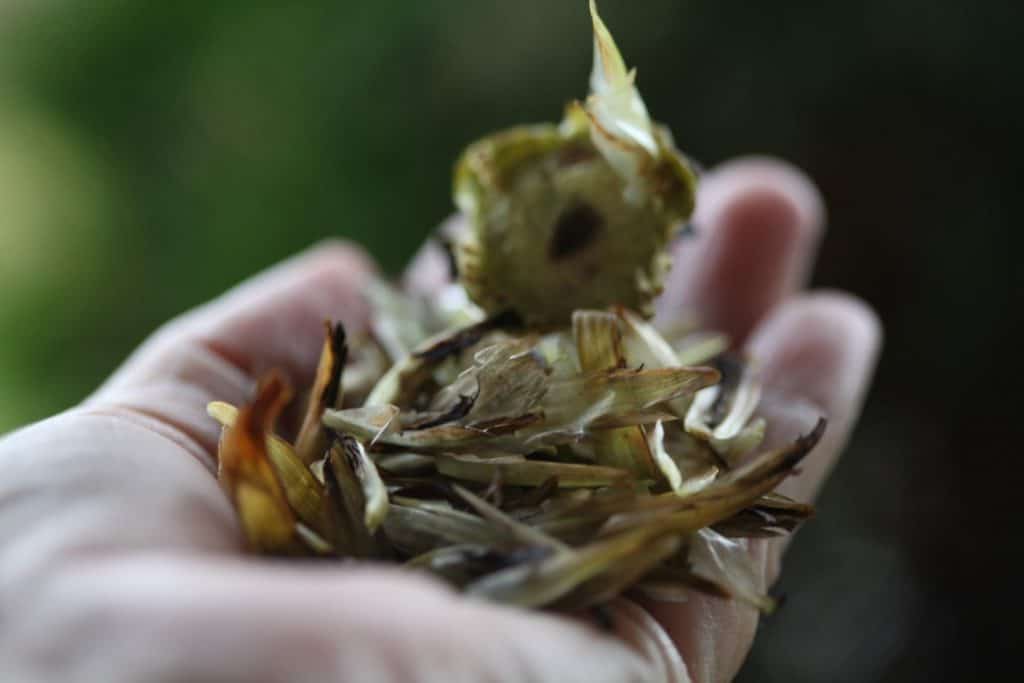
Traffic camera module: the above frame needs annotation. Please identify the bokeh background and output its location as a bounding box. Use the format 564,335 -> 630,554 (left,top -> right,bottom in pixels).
1,1 -> 1017,680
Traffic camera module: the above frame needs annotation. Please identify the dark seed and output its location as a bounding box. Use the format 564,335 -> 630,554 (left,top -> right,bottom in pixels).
548,202 -> 604,261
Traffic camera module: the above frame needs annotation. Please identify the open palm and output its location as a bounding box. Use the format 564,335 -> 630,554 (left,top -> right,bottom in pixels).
0,158 -> 879,682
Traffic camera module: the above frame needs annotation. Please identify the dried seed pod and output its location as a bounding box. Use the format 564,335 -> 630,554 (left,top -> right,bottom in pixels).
452,1 -> 698,327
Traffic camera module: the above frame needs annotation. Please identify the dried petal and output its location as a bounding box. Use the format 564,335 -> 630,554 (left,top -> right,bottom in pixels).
215,373 -> 299,553
211,401 -> 327,535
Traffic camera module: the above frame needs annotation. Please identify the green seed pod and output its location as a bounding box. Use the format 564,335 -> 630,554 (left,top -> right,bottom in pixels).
452,0 -> 698,327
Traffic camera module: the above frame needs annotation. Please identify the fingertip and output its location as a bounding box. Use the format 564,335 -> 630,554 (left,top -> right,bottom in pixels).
807,289 -> 884,360
291,238 -> 378,307
748,291 -> 882,414
697,157 -> 825,245
301,238 -> 377,277
752,290 -> 882,353
661,157 -> 827,341
745,291 -> 881,505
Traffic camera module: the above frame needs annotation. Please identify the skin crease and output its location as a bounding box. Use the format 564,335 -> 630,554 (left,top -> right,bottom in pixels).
0,157 -> 880,683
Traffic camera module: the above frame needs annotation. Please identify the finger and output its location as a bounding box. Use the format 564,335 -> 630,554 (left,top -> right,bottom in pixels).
640,573 -> 765,683
14,556 -> 667,683
746,290 -> 882,504
641,291 -> 881,683
88,240 -> 376,454
657,157 -> 825,343
402,214 -> 467,297
403,238 -> 452,296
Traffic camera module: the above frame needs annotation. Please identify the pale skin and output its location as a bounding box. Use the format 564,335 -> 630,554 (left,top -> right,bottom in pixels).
0,158 -> 880,682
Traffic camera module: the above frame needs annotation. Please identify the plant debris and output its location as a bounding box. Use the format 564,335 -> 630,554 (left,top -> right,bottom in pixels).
209,1 -> 823,614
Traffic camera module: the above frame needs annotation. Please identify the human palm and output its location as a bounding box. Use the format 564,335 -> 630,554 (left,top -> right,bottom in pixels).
0,158 -> 879,682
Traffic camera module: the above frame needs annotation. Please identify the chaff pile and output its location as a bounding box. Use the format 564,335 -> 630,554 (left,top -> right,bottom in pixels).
210,1 -> 823,614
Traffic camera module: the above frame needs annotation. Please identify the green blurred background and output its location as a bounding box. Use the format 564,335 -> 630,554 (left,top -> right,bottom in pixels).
1,1 -> 1017,680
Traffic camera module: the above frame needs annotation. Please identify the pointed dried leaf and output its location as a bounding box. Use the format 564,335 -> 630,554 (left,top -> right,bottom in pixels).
714,492 -> 814,538
322,444 -> 376,557
466,524 -> 672,608
405,545 -> 495,587
295,322 -> 347,464
453,484 -> 569,553
383,502 -> 508,555
600,419 -> 826,536
336,435 -> 388,532
557,533 -> 681,609
437,454 -> 631,488
323,404 -> 400,443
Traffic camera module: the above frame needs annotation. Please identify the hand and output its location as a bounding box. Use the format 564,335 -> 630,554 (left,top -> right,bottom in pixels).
0,157 -> 879,682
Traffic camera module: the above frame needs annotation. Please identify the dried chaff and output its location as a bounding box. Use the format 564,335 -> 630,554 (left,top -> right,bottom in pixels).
209,1 -> 829,617
325,364 -> 716,454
